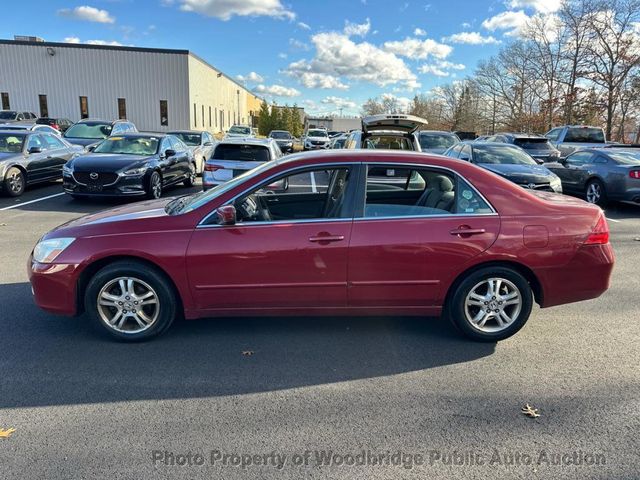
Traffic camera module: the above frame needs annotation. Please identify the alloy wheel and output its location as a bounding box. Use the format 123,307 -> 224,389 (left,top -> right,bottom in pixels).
151,173 -> 162,198
586,182 -> 601,204
97,277 -> 160,334
7,169 -> 24,195
464,277 -> 522,333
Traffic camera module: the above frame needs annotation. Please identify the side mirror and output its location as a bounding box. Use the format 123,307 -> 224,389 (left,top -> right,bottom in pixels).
86,145 -> 96,152
28,146 -> 42,154
164,149 -> 176,158
265,177 -> 289,192
459,154 -> 470,161
216,205 -> 237,225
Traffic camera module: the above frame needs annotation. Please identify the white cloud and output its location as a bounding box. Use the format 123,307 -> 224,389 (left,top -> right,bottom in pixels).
63,36 -> 81,44
284,32 -> 419,90
179,0 -> 295,21
383,37 -> 452,60
278,52 -> 288,59
289,38 -> 310,51
321,96 -> 357,109
418,60 -> 465,77
253,84 -> 301,97
444,31 -> 501,44
482,10 -> 529,35
508,0 -> 559,14
236,71 -> 264,83
414,28 -> 427,36
344,18 -> 371,37
461,22 -> 472,28
297,21 -> 311,30
58,6 -> 115,24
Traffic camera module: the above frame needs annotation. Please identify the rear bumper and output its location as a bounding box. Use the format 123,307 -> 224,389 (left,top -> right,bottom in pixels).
536,243 -> 615,308
28,257 -> 80,316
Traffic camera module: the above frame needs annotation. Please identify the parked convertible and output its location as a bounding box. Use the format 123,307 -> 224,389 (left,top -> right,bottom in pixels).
62,133 -> 196,199
30,150 -> 613,342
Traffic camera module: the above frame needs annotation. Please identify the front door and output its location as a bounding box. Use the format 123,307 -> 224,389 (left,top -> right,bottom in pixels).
186,166 -> 357,312
348,164 -> 500,307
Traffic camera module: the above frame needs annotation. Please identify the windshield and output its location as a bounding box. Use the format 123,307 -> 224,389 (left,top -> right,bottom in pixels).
270,131 -> 291,139
213,144 -> 270,162
514,138 -> 554,150
0,133 -> 25,153
171,133 -> 200,146
0,111 -> 17,120
308,130 -> 328,138
605,150 -> 640,164
65,122 -> 112,139
474,145 -> 537,165
228,126 -> 251,135
93,136 -> 159,155
175,161 -> 277,214
564,127 -> 605,143
419,133 -> 459,149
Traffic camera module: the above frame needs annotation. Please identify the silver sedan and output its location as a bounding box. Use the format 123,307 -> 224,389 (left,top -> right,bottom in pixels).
168,130 -> 217,175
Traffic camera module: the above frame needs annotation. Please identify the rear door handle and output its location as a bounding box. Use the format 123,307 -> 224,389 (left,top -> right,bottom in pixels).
309,235 -> 345,243
450,227 -> 486,236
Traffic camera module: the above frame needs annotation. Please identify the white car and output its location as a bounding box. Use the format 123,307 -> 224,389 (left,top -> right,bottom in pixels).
203,138 -> 282,189
168,130 -> 217,174
0,122 -> 62,136
303,128 -> 331,150
343,114 -> 428,151
224,125 -> 255,140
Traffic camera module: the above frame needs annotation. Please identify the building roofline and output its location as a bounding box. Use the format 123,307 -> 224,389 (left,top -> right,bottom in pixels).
0,38 -> 189,55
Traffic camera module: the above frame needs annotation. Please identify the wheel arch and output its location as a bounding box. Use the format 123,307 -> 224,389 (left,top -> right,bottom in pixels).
443,260 -> 543,309
76,254 -> 185,316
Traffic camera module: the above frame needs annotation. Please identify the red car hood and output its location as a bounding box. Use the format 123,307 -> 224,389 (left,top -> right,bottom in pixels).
62,198 -> 172,229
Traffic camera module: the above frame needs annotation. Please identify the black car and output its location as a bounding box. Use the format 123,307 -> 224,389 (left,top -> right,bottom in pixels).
63,133 -> 196,199
63,119 -> 137,147
268,130 -> 295,153
483,133 -> 561,163
444,141 -> 563,193
36,117 -> 74,133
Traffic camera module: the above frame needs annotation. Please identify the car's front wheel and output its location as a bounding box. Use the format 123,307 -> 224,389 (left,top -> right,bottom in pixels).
184,163 -> 196,187
585,179 -> 607,207
446,267 -> 533,342
84,261 -> 177,341
146,171 -> 162,199
3,167 -> 26,197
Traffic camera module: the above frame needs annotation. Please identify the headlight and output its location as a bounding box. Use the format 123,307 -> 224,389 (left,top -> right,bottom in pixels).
550,176 -> 562,192
62,164 -> 73,174
33,237 -> 75,264
121,167 -> 147,176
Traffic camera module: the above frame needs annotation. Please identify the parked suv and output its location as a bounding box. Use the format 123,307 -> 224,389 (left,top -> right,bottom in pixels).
63,119 -> 138,147
483,133 -> 561,163
545,125 -> 606,159
268,130 -> 295,153
344,114 -> 426,151
303,128 -> 331,150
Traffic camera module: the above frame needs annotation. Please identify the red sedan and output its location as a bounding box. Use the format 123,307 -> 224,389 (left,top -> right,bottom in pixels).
29,150 -> 614,342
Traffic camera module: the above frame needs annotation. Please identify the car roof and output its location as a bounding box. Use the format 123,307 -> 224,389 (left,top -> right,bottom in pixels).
106,132 -> 168,139
76,118 -> 129,125
462,141 -> 520,148
218,137 -> 274,146
167,130 -> 203,134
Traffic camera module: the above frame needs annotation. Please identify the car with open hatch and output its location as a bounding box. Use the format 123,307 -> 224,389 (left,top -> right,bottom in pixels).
62,133 -> 196,199
344,114 -> 426,151
29,150 -> 613,343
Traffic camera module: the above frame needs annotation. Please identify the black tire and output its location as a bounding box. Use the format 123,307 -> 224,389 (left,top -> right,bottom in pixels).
585,179 -> 607,207
446,267 -> 533,342
3,167 -> 26,197
183,163 -> 196,187
84,260 -> 177,341
146,171 -> 162,199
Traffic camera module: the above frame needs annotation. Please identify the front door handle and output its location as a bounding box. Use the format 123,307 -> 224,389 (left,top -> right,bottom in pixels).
450,226 -> 486,236
309,234 -> 345,244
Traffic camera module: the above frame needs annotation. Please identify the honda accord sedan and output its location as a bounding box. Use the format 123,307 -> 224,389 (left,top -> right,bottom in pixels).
29,150 -> 614,342
63,133 -> 196,199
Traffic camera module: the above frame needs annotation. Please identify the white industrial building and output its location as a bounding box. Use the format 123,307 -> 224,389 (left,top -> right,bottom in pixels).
0,38 -> 263,133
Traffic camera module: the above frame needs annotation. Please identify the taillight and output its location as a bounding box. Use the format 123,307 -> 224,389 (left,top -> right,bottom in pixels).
584,214 -> 609,245
629,170 -> 640,179
52,124 -> 60,131
204,164 -> 224,172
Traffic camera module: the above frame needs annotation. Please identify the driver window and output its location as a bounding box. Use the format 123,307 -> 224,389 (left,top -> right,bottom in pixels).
230,167 -> 352,224
27,135 -> 45,151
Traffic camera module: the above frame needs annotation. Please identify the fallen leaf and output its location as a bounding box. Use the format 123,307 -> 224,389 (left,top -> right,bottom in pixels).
521,404 -> 540,418
0,428 -> 16,438
242,350 -> 254,356
0,223 -> 7,227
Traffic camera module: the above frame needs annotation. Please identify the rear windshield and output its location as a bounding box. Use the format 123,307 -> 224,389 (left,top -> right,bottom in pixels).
65,122 -> 112,139
171,133 -> 200,146
228,126 -> 251,135
419,133 -> 459,149
213,144 -> 270,162
564,128 -> 605,143
0,111 -> 17,120
270,131 -> 291,139
514,138 -> 553,150
0,133 -> 25,153
474,145 -> 537,165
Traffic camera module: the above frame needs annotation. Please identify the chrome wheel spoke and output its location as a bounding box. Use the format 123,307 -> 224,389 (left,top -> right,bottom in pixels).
464,277 -> 522,333
97,276 -> 159,334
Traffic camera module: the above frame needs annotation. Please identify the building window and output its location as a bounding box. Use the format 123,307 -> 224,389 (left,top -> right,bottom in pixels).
220,109 -> 224,129
1,92 -> 9,110
209,106 -> 212,128
193,103 -> 197,128
79,96 -> 89,119
117,98 -> 127,119
38,94 -> 48,117
215,108 -> 218,128
160,100 -> 168,126
202,105 -> 205,128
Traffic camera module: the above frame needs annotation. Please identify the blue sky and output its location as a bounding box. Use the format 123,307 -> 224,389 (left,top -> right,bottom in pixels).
1,0 -> 555,115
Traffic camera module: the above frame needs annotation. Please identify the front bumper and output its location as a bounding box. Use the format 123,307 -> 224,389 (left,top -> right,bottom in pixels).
63,172 -> 147,197
304,143 -> 330,150
28,257 -> 80,316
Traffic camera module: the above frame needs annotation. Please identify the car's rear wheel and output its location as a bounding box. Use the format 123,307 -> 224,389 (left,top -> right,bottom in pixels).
146,171 -> 162,199
585,179 -> 607,206
446,267 -> 533,342
184,163 -> 196,187
84,261 -> 177,341
3,167 -> 26,197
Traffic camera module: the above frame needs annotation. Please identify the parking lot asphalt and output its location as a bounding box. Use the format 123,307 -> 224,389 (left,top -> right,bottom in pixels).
0,182 -> 639,479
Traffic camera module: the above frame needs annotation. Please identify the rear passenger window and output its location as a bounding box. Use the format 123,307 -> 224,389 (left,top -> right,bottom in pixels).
363,165 -> 493,218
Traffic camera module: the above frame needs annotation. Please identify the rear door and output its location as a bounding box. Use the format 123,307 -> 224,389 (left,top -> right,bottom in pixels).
557,151 -> 594,192
40,133 -> 72,178
347,163 -> 500,308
